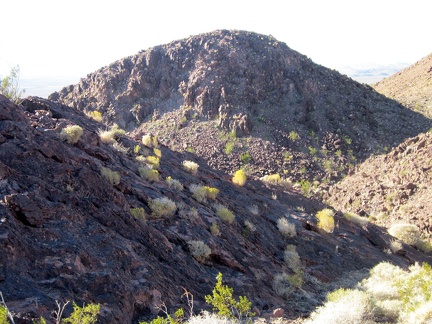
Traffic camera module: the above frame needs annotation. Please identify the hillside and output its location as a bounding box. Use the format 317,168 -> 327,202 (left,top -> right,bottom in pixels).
327,132 -> 432,237
49,30 -> 432,190
373,53 -> 432,118
1,94 -> 431,323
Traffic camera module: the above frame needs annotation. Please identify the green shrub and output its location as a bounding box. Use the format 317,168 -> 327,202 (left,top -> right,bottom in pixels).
182,160 -> 199,174
232,170 -> 247,186
0,65 -> 25,103
62,302 -> 100,324
146,156 -> 160,169
130,208 -> 146,221
149,197 -> 177,219
239,152 -> 252,164
142,134 -> 158,148
190,184 -> 219,202
223,141 -> 235,155
214,204 -> 235,224
60,125 -> 83,144
205,272 -> 254,320
210,223 -> 220,236
0,305 -> 7,324
101,167 -> 120,185
139,166 -> 160,182
188,240 -> 211,262
86,110 -> 103,122
316,208 -> 335,233
288,131 -> 300,141
260,173 -> 281,184
272,272 -> 303,298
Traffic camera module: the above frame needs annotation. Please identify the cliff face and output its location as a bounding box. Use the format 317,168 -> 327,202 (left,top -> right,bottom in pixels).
49,30 -> 432,185
1,94 -> 431,323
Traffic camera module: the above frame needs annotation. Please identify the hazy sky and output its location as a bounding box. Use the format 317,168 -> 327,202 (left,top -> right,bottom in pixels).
1,0 -> 431,83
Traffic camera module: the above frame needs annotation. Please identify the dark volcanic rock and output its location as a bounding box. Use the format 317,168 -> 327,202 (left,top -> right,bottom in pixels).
49,30 -> 432,186
1,94 -> 431,323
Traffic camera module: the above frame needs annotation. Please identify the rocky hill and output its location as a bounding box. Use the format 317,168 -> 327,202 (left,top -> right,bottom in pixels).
373,53 -> 432,118
327,131 -> 432,237
49,30 -> 432,189
1,94 -> 431,323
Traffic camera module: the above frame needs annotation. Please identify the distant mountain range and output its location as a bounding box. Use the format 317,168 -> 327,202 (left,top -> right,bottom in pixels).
337,63 -> 409,84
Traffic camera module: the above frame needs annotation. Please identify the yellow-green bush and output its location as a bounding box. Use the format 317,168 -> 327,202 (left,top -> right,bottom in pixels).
260,173 -> 281,184
149,197 -> 177,218
86,110 -> 103,122
190,184 -> 219,202
146,156 -> 160,169
344,211 -> 368,227
139,166 -> 160,182
182,160 -> 199,174
60,125 -> 83,144
130,207 -> 146,221
316,208 -> 335,233
284,245 -> 302,273
232,169 -> 247,186
98,124 -> 125,144
101,167 -> 120,185
142,134 -> 158,148
214,204 -> 235,224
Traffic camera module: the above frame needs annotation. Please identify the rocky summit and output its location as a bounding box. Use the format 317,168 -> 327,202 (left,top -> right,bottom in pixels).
49,30 -> 432,187
1,94 -> 431,323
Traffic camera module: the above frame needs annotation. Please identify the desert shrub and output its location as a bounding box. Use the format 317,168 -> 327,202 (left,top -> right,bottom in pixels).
166,177 -> 183,191
316,208 -> 335,233
189,184 -> 219,202
86,110 -> 103,122
101,167 -> 120,185
343,211 -> 368,227
244,220 -> 256,233
98,124 -> 125,143
284,245 -> 302,273
182,160 -> 199,174
146,156 -> 160,169
272,272 -> 303,298
388,223 -> 421,246
277,218 -> 297,237
306,289 -> 375,324
130,208 -> 146,221
214,204 -> 235,224
139,166 -> 160,182
188,240 -> 211,262
0,65 -> 25,103
288,131 -> 300,141
60,125 -> 83,144
232,170 -> 246,186
248,204 -> 259,216
205,272 -> 254,320
0,305 -> 7,324
210,223 -> 220,236
112,142 -> 130,154
153,148 -> 162,158
223,141 -> 235,155
142,134 -> 158,148
149,197 -> 177,218
62,302 -> 100,324
187,311 -> 237,324
389,240 -> 403,254
260,173 -> 281,184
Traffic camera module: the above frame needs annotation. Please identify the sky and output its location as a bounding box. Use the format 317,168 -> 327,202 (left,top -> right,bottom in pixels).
1,0 -> 431,96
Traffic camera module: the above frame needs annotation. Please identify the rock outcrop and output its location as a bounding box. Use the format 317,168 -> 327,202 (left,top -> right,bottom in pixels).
1,94 -> 431,323
49,30 -> 432,185
327,132 -> 432,236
